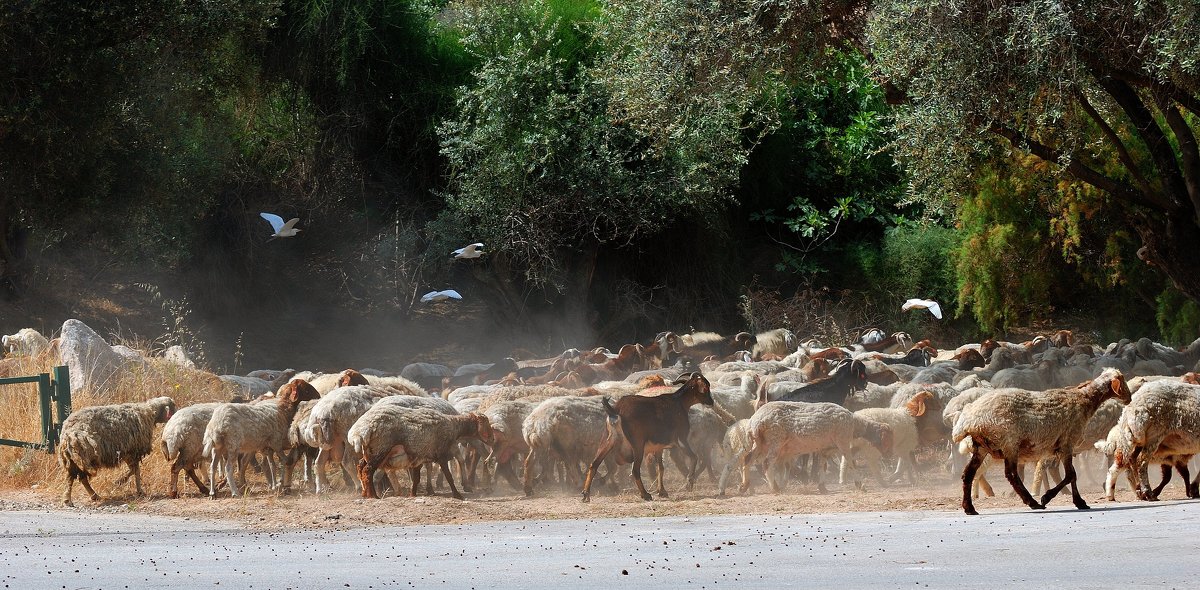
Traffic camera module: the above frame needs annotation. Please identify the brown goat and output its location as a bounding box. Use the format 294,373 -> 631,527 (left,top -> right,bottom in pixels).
580,374 -> 719,502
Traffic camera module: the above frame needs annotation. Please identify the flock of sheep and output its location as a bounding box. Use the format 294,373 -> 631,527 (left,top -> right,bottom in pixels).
19,325 -> 1200,515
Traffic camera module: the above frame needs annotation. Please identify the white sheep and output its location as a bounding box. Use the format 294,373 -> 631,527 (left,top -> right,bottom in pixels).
348,405 -> 493,499
738,401 -> 893,494
1096,415 -> 1195,501
203,379 -> 320,497
160,402 -> 222,498
752,328 -> 797,360
58,396 -> 176,506
952,368 -> 1131,515
1122,379 -> 1200,500
2,327 -> 50,357
303,384 -> 395,494
842,391 -> 934,488
521,395 -> 614,496
482,399 -> 541,491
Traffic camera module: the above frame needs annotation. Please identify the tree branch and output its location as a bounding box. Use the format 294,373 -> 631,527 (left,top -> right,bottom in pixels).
1077,50 -> 1200,117
987,122 -> 1174,211
1076,90 -> 1153,194
1094,75 -> 1189,210
1157,96 -> 1200,219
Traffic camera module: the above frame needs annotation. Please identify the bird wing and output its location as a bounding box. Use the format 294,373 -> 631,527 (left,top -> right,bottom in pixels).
901,299 -> 924,312
927,302 -> 943,319
471,243 -> 484,249
260,212 -> 286,233
452,247 -> 466,256
443,290 -> 463,299
280,218 -> 301,231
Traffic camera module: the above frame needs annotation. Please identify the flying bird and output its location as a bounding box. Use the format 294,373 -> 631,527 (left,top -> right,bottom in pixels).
902,298 -> 943,320
452,242 -> 485,259
259,212 -> 302,238
421,289 -> 463,303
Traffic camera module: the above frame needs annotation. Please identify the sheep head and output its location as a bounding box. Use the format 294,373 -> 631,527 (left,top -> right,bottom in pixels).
149,396 -> 176,423
470,413 -> 494,445
337,369 -> 369,387
905,391 -> 933,418
279,378 -> 320,405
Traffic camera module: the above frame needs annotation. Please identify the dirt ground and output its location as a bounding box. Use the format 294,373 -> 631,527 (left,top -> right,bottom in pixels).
3,464 -> 1182,531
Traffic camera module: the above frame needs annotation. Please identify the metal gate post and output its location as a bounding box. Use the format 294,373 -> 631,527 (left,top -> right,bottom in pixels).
36,373 -> 53,453
50,365 -> 71,452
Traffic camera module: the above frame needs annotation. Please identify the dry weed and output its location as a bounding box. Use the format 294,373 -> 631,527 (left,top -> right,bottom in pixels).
0,344 -> 229,499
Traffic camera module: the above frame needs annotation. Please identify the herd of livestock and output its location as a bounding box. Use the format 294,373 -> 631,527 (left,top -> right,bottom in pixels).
15,325 -> 1200,515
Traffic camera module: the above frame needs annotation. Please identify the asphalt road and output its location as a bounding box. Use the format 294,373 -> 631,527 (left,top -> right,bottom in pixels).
2,500 -> 1198,589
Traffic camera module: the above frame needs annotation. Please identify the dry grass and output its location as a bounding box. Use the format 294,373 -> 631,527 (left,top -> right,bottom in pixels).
0,347 -> 230,495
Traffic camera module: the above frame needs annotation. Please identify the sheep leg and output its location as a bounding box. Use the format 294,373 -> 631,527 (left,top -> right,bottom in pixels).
496,457 -> 522,491
738,441 -> 762,494
581,433 -> 619,503
314,448 -> 331,494
1046,454 -> 1088,510
130,460 -> 146,496
1066,456 -> 1088,509
1106,459 -> 1121,501
522,448 -> 538,497
409,466 -> 422,497
1003,457 -> 1043,510
677,441 -> 700,492
62,472 -> 77,506
1174,461 -> 1193,498
208,453 -> 219,499
439,459 -> 464,500
961,450 -> 985,515
184,467 -> 209,496
225,453 -> 242,498
1150,464 -> 1173,499
168,467 -> 181,499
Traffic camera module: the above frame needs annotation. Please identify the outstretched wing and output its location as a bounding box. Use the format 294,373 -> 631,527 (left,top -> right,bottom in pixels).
259,212 -> 286,233
927,302 -> 943,319
280,218 -> 301,232
443,289 -> 463,300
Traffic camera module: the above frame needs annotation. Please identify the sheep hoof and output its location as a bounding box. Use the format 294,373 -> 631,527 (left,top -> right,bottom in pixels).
452,492 -> 464,500
963,507 -> 978,516
1074,501 -> 1090,510
640,492 -> 653,501
1029,502 -> 1045,510
62,499 -> 74,508
580,493 -> 591,503
657,490 -> 669,499
167,491 -> 178,499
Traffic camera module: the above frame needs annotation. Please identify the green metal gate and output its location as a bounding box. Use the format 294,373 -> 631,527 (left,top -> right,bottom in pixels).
0,365 -> 71,453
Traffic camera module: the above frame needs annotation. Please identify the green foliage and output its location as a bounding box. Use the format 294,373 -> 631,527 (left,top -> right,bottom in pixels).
952,162 -> 1060,332
438,0 -> 738,289
1157,288 -> 1200,347
745,50 -> 904,274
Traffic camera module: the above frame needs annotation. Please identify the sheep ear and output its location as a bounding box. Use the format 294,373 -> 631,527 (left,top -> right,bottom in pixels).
907,394 -> 927,417
1110,378 -> 1123,396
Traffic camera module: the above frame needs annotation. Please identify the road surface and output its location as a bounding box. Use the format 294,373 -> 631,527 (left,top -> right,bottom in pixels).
2,500 -> 1197,588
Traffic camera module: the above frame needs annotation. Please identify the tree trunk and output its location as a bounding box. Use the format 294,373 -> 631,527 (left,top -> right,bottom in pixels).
1133,212 -> 1200,302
